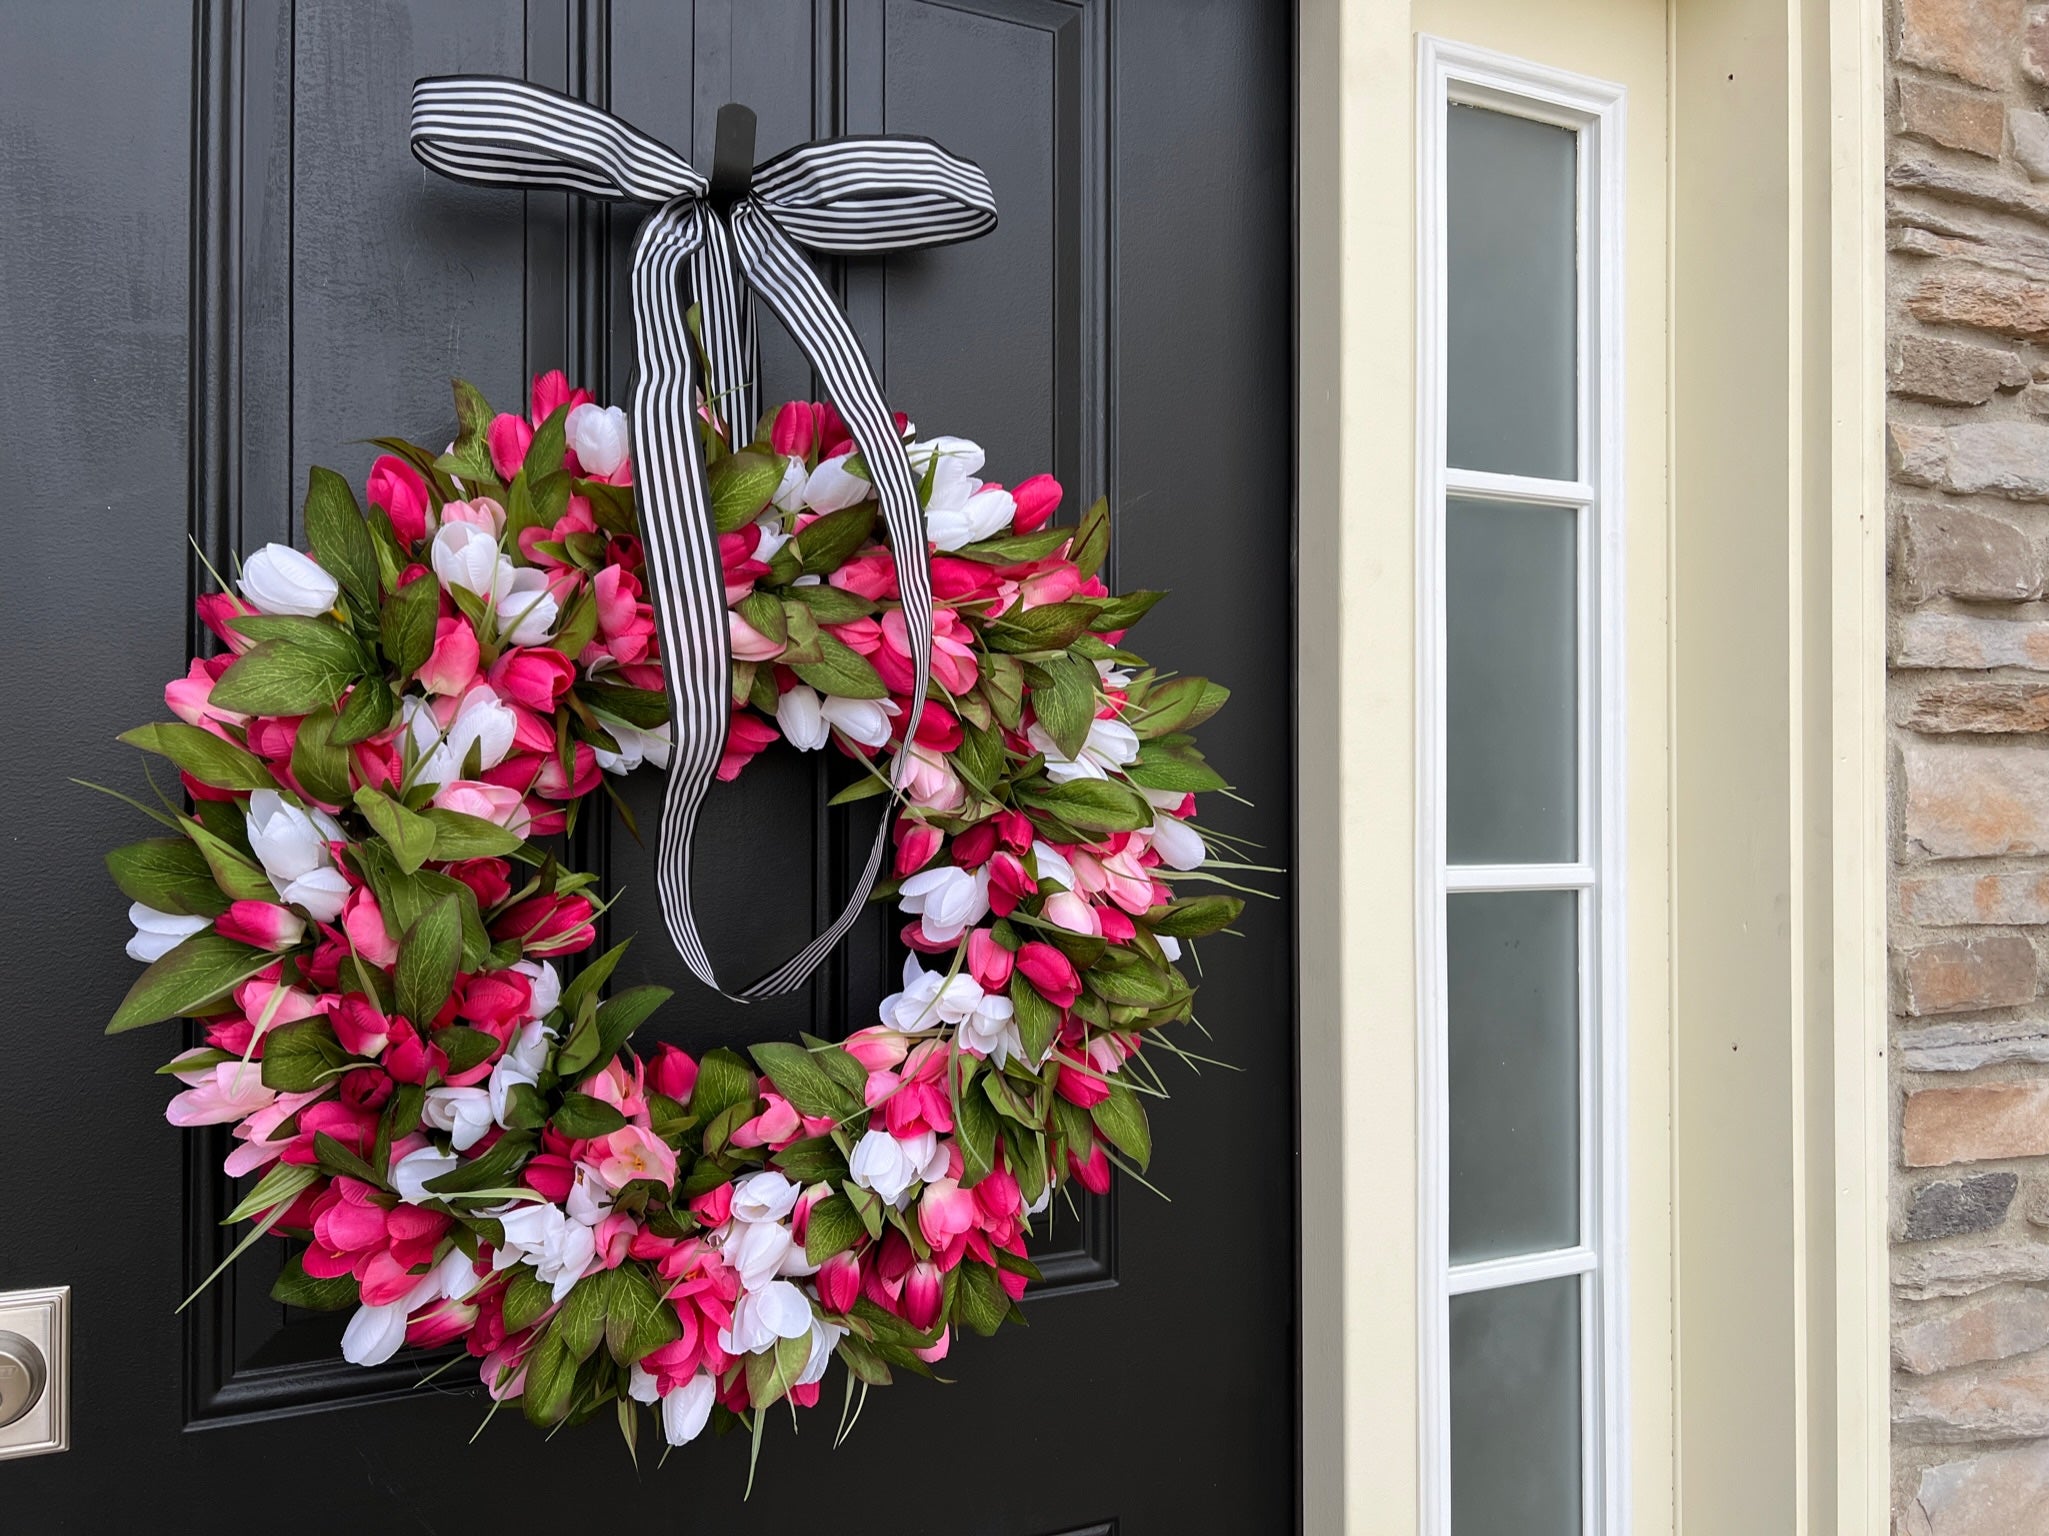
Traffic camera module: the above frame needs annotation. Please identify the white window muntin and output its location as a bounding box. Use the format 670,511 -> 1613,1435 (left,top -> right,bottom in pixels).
1416,36 -> 1628,1536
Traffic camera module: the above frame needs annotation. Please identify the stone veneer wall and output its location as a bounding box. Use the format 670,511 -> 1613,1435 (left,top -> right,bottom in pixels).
1889,0 -> 2049,1527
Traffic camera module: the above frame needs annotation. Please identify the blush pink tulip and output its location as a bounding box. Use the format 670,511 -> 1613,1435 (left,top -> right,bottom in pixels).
440,496 -> 506,535
829,548 -> 899,601
598,1125 -> 678,1191
166,656 -> 244,727
967,929 -> 1014,990
843,1026 -> 910,1073
341,887 -> 398,968
432,780 -> 532,834
917,1179 -> 979,1253
729,609 -> 785,662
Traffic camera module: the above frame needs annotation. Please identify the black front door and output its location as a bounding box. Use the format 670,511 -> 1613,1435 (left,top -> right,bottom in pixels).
0,3 -> 1295,1530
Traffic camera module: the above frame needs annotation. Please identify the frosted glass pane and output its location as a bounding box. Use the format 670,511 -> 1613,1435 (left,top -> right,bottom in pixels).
1447,104 -> 1577,480
1451,1278 -> 1582,1536
1448,890 -> 1579,1263
1446,497 -> 1577,865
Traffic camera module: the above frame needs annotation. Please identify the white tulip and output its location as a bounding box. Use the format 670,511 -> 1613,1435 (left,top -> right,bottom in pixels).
493,1201 -> 597,1301
729,1170 -> 801,1226
566,1165 -> 615,1225
879,952 -> 983,1032
565,403 -> 631,477
406,686 -> 517,787
1148,809 -> 1207,871
423,1086 -> 495,1152
430,520 -> 505,600
391,1145 -> 460,1205
1028,716 -> 1140,784
957,991 -> 1023,1068
819,694 -> 897,748
726,1220 -> 797,1292
1032,840 -> 1078,892
238,544 -> 339,617
908,435 -> 987,513
801,452 -> 871,513
512,959 -> 561,1021
718,1280 -> 813,1355
487,1020 -> 552,1127
775,684 -> 829,751
927,485 -> 1016,552
126,903 -> 209,963
658,1371 -> 718,1447
590,717 -> 672,775
797,1317 -> 848,1387
245,789 -> 348,921
848,1127 -> 944,1205
897,864 -> 991,945
497,567 -> 560,646
771,455 -> 811,512
340,1299 -> 411,1368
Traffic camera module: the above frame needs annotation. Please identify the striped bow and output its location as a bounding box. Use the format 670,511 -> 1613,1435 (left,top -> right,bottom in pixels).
409,75 -> 998,999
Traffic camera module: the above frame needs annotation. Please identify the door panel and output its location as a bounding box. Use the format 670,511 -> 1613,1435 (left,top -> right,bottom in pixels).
0,3 -> 1294,1530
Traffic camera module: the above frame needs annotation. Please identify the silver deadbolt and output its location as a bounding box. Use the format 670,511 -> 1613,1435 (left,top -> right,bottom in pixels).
0,1332 -> 46,1429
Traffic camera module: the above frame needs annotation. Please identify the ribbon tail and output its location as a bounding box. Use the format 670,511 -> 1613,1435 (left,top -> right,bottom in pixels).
687,217 -> 761,446
727,204 -> 936,1000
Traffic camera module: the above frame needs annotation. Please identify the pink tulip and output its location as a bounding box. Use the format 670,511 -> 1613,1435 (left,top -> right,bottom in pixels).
729,609 -> 785,662
487,413 -> 534,481
1016,942 -> 1082,1008
406,1295 -> 480,1349
1011,473 -> 1063,534
816,1251 -> 862,1314
771,399 -> 819,458
367,455 -> 431,546
716,711 -> 779,781
419,615 -> 480,695
917,1179 -> 978,1252
1068,1140 -> 1112,1194
648,1043 -> 698,1104
914,1324 -> 952,1365
489,646 -> 575,711
441,496 -> 506,535
166,656 -> 245,727
530,369 -> 593,427
433,779 -> 532,834
967,929 -> 1014,990
214,900 -> 306,951
195,591 -> 258,652
987,851 -> 1036,917
893,820 -> 943,877
1055,1054 -> 1111,1109
829,548 -> 898,601
165,1062 -> 277,1127
341,887 -> 399,968
1043,889 -> 1102,937
842,1026 -> 909,1073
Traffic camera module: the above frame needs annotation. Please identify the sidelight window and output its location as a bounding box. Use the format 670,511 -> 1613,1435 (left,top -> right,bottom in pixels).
1418,38 -> 1628,1536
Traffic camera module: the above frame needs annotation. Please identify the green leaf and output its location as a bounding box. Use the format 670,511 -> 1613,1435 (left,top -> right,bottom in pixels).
260,1018 -> 351,1091
1068,496 -> 1110,579
554,1273 -> 610,1363
953,1260 -> 1010,1338
1123,750 -> 1228,794
332,678 -> 396,746
708,449 -> 784,533
1089,1079 -> 1152,1169
355,787 -> 437,874
549,585 -> 600,664
434,1025 -> 500,1078
556,939 -> 629,1032
447,378 -> 501,487
424,1132 -> 536,1198
303,466 -> 382,611
312,1130 -> 386,1187
748,1041 -> 861,1120
981,653 -> 1026,731
118,722 -> 276,792
987,601 -> 1099,655
423,807 -> 524,860
789,630 -> 888,700
394,893 -> 463,1026
802,1194 -> 865,1266
271,1254 -> 359,1311
500,1080 -> 548,1131
1086,588 -> 1167,632
290,706 -> 352,808
948,526 -> 1074,566
605,1264 -> 679,1365
207,630 -> 363,717
379,573 -> 442,680
1084,949 -> 1181,1008
501,1267 -> 555,1334
580,682 -> 670,730
1148,895 -> 1242,938
794,501 -> 878,575
522,1328 -> 577,1427
1016,777 -> 1155,834
108,932 -> 273,1034
553,1092 -> 629,1139
771,1136 -> 851,1185
106,837 -> 229,917
179,815 -> 277,902
746,1328 -> 815,1410
781,582 -> 876,624
225,1159 -> 320,1225
734,588 -> 787,648
690,1047 -> 759,1124
592,985 -> 671,1069
1008,974 -> 1060,1067
524,403 -> 571,487
956,1086 -> 999,1188
1029,653 -> 1098,762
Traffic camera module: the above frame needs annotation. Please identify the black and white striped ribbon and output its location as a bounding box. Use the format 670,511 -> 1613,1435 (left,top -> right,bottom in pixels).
410,75 -> 997,999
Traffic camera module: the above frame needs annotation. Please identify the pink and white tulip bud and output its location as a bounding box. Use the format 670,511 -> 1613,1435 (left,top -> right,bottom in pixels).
418,616 -> 480,696
214,899 -> 307,952
902,1259 -> 945,1332
816,1251 -> 862,1314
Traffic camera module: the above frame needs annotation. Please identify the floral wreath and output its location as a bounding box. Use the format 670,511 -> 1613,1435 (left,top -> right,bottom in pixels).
104,370 -> 1244,1464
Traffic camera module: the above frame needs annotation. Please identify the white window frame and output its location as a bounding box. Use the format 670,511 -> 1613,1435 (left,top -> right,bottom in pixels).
1415,36 -> 1629,1536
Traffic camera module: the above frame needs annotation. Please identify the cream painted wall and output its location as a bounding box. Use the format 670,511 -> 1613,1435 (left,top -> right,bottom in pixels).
1297,0 -> 1887,1531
